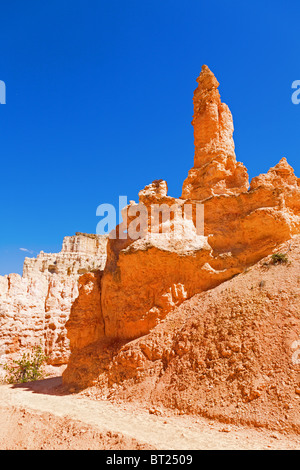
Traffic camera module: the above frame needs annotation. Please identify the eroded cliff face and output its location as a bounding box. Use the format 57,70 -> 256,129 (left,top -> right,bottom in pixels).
61,65 -> 299,389
86,237 -> 300,434
0,233 -> 107,375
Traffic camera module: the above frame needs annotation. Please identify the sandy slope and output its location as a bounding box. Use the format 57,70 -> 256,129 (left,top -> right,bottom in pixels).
0,376 -> 300,450
75,237 -> 300,434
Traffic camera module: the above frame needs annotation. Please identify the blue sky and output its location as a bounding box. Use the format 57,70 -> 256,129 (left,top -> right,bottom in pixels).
1,0 -> 300,275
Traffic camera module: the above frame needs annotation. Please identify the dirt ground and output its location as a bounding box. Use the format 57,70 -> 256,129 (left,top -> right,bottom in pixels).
0,374 -> 300,450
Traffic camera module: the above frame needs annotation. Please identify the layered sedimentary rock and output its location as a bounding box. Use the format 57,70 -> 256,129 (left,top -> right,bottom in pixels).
23,233 -> 107,279
60,66 -> 299,390
0,233 -> 107,375
182,64 -> 249,200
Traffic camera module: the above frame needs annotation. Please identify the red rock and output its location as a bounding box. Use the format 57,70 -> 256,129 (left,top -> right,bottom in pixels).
182,65 -> 249,200
63,66 -> 300,395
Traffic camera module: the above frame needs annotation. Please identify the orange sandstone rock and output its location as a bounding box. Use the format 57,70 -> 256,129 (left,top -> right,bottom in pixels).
250,157 -> 300,191
65,271 -> 104,351
63,66 -> 300,393
182,65 -> 249,200
95,237 -> 300,434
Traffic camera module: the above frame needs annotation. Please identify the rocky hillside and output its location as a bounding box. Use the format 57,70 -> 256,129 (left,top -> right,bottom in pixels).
62,66 -> 300,432
74,236 -> 300,433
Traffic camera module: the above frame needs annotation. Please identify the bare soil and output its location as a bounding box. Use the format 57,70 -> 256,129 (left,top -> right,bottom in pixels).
0,374 -> 300,450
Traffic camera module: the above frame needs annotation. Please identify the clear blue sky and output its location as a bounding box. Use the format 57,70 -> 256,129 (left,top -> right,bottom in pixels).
1,0 -> 300,275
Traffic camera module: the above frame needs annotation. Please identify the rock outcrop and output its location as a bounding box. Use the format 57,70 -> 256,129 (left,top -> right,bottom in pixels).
182,64 -> 249,200
62,65 -> 300,394
0,233 -> 107,375
83,237 -> 300,434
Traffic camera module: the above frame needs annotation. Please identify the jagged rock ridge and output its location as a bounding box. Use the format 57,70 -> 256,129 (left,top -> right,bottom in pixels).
0,233 -> 107,375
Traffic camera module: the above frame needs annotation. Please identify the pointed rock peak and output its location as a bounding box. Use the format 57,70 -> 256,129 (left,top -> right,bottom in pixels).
192,65 -> 231,162
269,157 -> 298,183
250,157 -> 299,190
181,65 -> 250,200
273,157 -> 294,171
196,65 -> 219,91
139,180 -> 168,203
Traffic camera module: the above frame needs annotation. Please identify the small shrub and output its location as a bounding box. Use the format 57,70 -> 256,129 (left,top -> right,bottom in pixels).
4,344 -> 48,384
271,253 -> 289,265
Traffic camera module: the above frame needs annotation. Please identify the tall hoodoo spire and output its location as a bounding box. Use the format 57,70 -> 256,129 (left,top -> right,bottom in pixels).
193,64 -> 235,167
182,65 -> 249,200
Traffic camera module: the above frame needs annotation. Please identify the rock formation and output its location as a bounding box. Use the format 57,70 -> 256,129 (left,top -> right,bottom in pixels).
0,233 -> 107,376
62,65 -> 300,396
85,236 -> 300,434
182,64 -> 249,200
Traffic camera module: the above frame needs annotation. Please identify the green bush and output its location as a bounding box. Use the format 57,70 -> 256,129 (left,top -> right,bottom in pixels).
4,344 -> 48,384
271,252 -> 289,265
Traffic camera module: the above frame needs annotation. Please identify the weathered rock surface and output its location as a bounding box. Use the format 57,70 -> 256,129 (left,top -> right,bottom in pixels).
80,237 -> 300,434
63,65 -> 300,403
0,233 -> 107,375
182,65 -> 249,200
